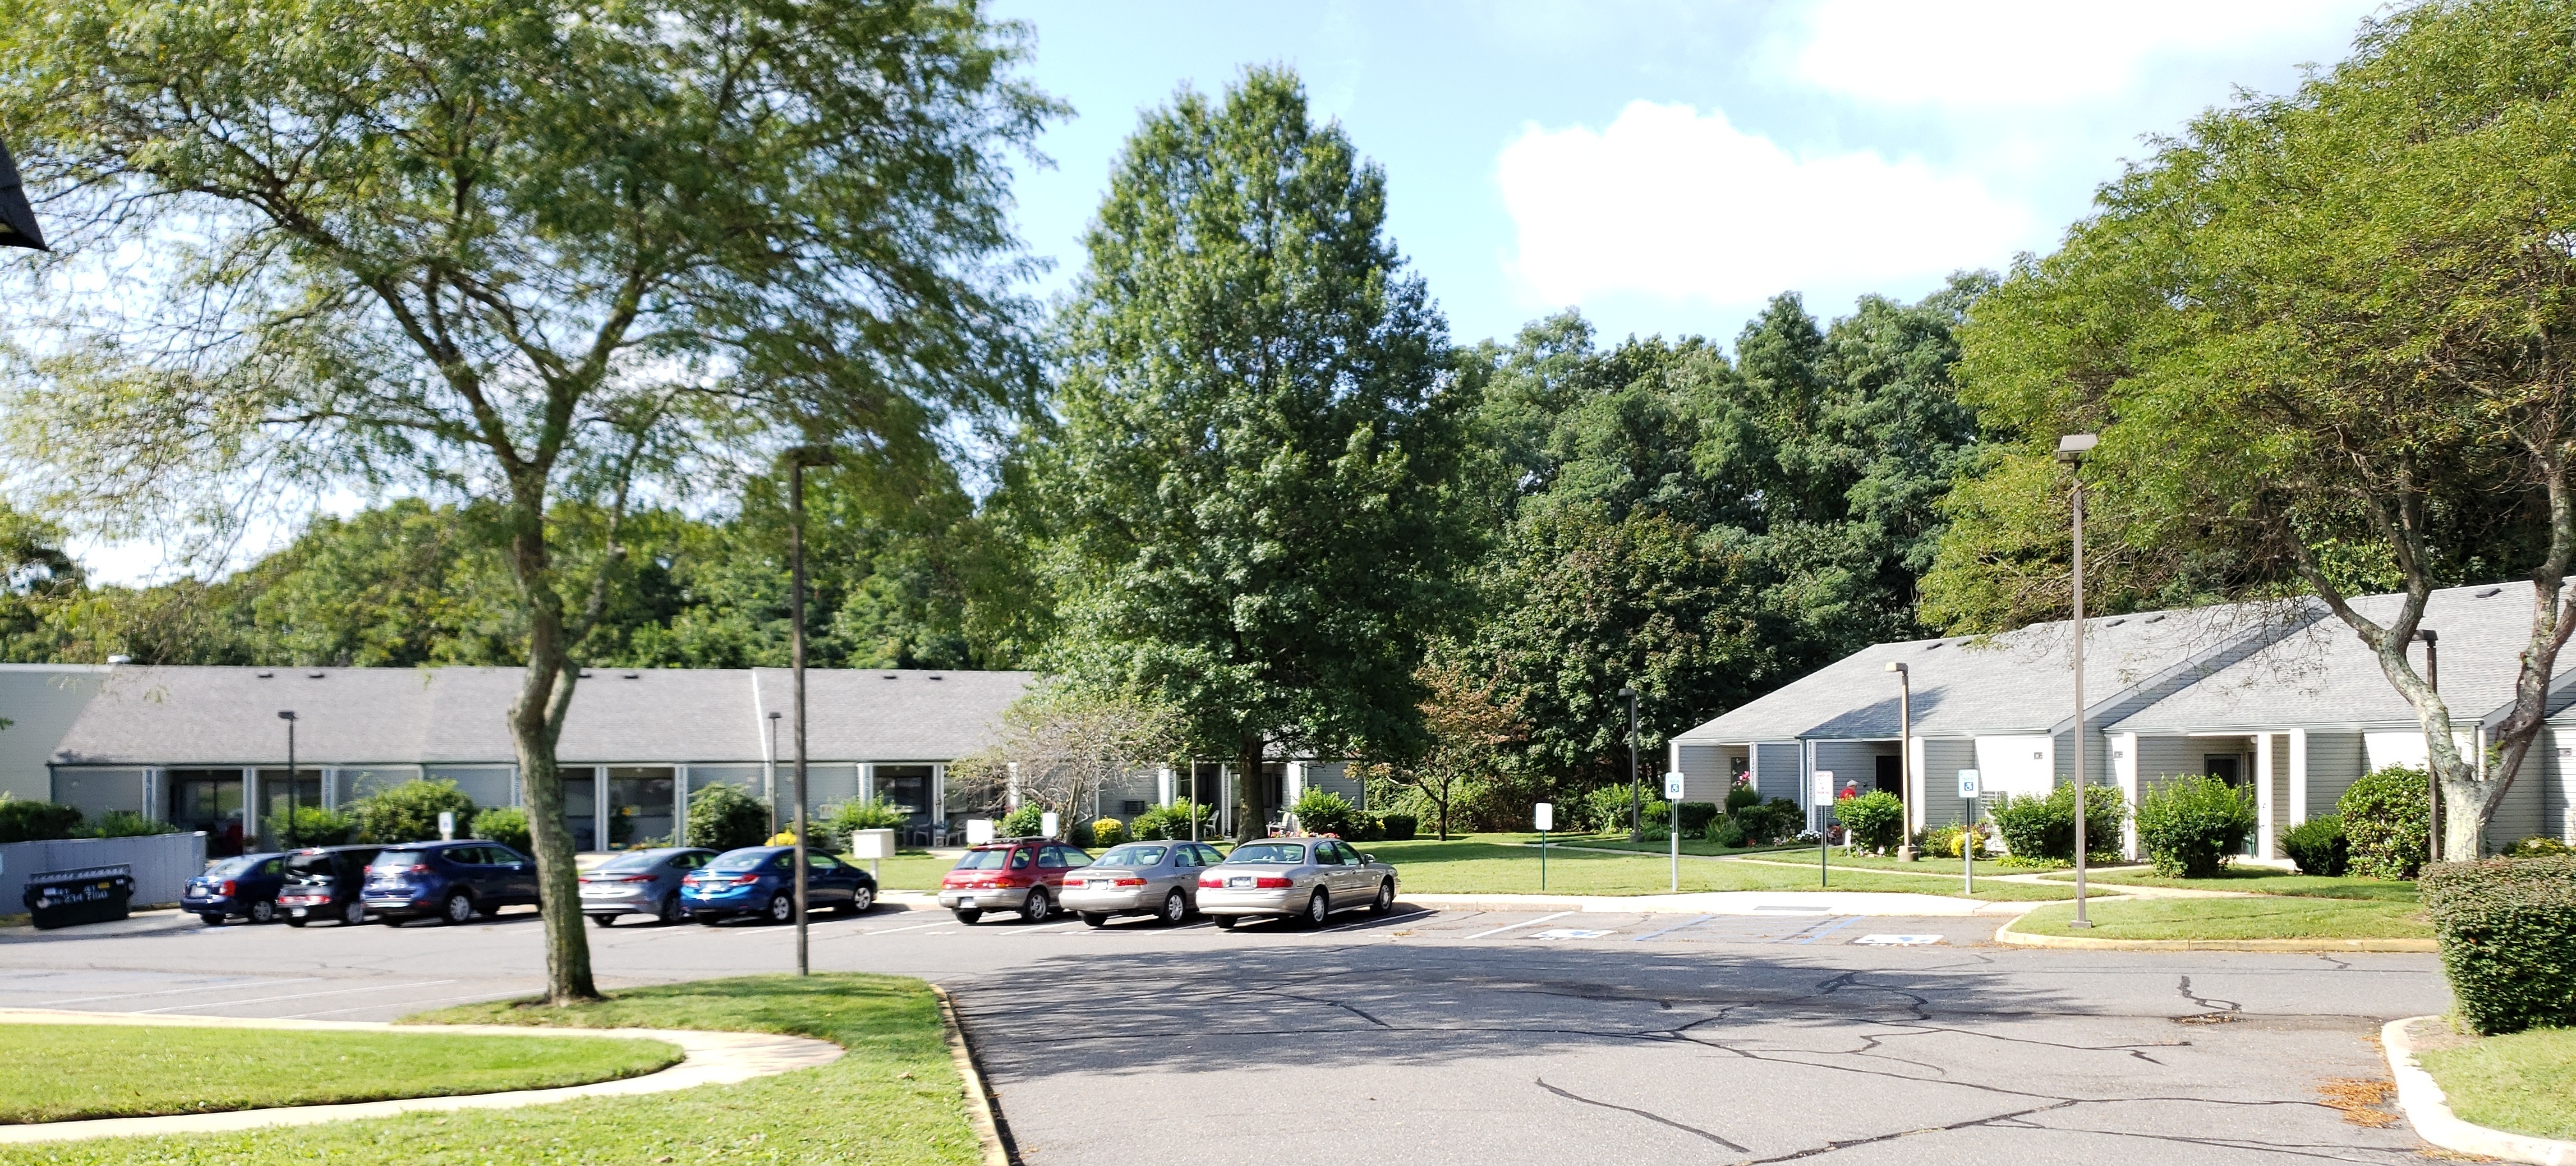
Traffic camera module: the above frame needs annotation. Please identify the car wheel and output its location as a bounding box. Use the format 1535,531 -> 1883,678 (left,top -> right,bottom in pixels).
440,892 -> 475,926
199,913 -> 226,926
590,914 -> 617,928
247,899 -> 278,925
953,909 -> 983,925
849,886 -> 875,914
658,894 -> 686,925
1213,914 -> 1238,931
1081,912 -> 1109,928
1021,890 -> 1053,924
1300,890 -> 1329,928
766,893 -> 794,924
1371,880 -> 1394,915
286,917 -> 307,928
341,900 -> 368,927
1161,890 -> 1188,925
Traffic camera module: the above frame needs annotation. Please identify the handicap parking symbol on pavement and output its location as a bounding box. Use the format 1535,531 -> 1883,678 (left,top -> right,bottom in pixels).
1530,928 -> 1613,940
1852,934 -> 1945,945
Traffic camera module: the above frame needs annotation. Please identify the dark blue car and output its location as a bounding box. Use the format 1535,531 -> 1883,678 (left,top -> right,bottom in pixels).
360,841 -> 541,926
183,852 -> 289,926
680,846 -> 877,925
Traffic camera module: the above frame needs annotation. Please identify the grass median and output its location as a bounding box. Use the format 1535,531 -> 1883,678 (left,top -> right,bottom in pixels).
1,974 -> 980,1166
2011,896 -> 2432,940
2037,867 -> 2419,901
2414,1024 -> 2576,1140
1368,835 -> 2074,900
0,1025 -> 679,1124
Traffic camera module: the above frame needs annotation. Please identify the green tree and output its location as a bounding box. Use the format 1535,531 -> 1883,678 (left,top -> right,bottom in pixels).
1933,0 -> 2576,859
2,0 -> 1051,1002
1040,69 -> 1478,841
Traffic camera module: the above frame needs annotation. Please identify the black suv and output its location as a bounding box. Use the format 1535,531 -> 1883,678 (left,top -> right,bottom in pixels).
360,841 -> 541,925
277,844 -> 384,927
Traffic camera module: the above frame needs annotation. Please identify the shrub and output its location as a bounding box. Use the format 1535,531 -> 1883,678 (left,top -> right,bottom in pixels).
470,806 -> 532,854
1724,783 -> 1761,814
2340,765 -> 2431,880
1707,818 -> 1748,848
2504,834 -> 2570,858
1736,798 -> 1805,845
1675,802 -> 1720,837
1090,818 -> 1126,847
1834,791 -> 1906,853
1130,799 -> 1215,841
1578,784 -> 1640,834
349,779 -> 477,844
1377,813 -> 1417,841
1290,789 -> 1364,839
2133,775 -> 2256,877
2283,815 -> 2351,876
1918,821 -> 1991,859
268,806 -> 357,847
684,783 -> 772,851
998,804 -> 1047,837
1990,784 -> 2125,861
2421,856 -> 2576,1035
817,798 -> 909,851
0,797 -> 84,843
1067,818 -> 1095,848
79,809 -> 178,838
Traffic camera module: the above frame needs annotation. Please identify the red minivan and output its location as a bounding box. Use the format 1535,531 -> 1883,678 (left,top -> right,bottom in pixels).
936,838 -> 1092,924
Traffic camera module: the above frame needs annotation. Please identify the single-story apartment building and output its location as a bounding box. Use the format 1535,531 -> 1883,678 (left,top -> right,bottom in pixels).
1670,580 -> 2576,859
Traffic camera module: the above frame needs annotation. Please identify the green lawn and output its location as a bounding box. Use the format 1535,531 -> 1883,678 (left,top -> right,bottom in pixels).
2,975 -> 980,1165
0,1025 -> 678,1124
866,850 -> 960,891
1357,835 -> 2074,901
2416,1025 -> 2576,1140
1513,832 -> 1810,859
2039,867 -> 2419,902
1724,849 -> 2030,876
2012,896 -> 2432,940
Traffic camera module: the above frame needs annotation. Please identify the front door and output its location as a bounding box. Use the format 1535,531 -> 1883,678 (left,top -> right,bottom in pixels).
1874,754 -> 1902,796
168,770 -> 246,857
606,767 -> 674,848
562,769 -> 599,851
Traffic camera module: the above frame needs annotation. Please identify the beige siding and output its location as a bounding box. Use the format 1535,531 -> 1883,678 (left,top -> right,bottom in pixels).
2306,733 -> 2366,817
1809,740 -> 1881,804
1674,743 -> 1731,804
2129,735 -> 2202,801
1918,739 -> 1977,828
2269,736 -> 2292,856
1752,742 -> 1803,805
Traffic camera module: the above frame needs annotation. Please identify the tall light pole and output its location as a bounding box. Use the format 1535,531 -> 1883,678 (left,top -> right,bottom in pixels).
783,444 -> 837,977
2418,628 -> 2439,866
2058,433 -> 2097,928
277,711 -> 298,850
766,711 -> 783,837
1618,686 -> 1640,841
1886,662 -> 1911,860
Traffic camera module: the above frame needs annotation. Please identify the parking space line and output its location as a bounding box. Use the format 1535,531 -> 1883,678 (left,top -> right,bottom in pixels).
999,921 -> 1080,936
1790,915 -> 1863,945
1631,914 -> 1715,942
861,920 -> 949,936
132,980 -> 459,1014
1462,911 -> 1575,940
42,977 -> 320,1006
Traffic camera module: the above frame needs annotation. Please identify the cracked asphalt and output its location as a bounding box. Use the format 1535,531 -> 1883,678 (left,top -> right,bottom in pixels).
0,901 -> 2448,1163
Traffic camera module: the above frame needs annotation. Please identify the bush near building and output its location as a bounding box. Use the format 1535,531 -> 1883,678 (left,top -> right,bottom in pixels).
1129,799 -> 1214,841
1377,813 -> 1417,841
2421,856 -> 2576,1035
1733,797 -> 1805,845
2340,765 -> 2431,880
0,797 -> 85,843
268,806 -> 358,847
1674,801 -> 1720,837
349,778 -> 477,844
1290,789 -> 1364,839
2283,815 -> 2351,876
683,784 -> 771,851
1088,818 -> 1125,847
1990,784 -> 2124,862
1834,791 -> 1905,853
470,807 -> 531,853
2134,775 -> 2258,877
996,804 -> 1045,837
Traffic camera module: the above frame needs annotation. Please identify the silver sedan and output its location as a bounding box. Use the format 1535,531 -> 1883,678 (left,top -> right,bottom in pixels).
1197,837 -> 1398,929
1061,841 -> 1225,927
578,846 -> 717,926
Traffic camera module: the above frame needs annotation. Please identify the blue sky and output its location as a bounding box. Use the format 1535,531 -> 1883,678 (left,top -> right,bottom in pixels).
991,0 -> 2384,347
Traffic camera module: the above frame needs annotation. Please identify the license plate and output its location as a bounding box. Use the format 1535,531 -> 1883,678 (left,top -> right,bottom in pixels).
1230,876 -> 1254,888
958,896 -> 976,908
289,908 -> 307,917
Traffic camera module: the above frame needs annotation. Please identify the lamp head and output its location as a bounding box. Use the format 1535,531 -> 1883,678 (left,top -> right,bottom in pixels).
2417,628 -> 2438,645
2055,433 -> 2097,465
769,710 -> 783,720
1885,662 -> 1908,676
1617,686 -> 1636,699
779,444 -> 840,470
277,710 -> 297,721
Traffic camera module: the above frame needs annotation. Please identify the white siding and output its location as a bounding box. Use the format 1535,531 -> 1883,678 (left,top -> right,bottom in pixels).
1975,736 -> 2054,798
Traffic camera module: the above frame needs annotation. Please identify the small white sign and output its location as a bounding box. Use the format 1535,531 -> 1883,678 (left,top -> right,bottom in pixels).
437,811 -> 455,841
964,818 -> 995,846
1040,811 -> 1060,838
1662,772 -> 1685,800
1957,769 -> 1981,799
1812,769 -> 1835,802
1534,802 -> 1554,832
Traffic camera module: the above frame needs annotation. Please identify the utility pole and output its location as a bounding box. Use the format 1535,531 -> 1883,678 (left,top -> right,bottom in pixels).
1886,662 -> 1911,860
783,445 -> 837,976
2058,433 -> 2097,929
277,711 -> 298,850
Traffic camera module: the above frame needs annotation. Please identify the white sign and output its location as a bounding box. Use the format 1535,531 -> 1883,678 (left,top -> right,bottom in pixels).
1040,811 -> 1060,838
1957,769 -> 1981,799
1812,770 -> 1835,803
437,811 -> 455,841
964,818 -> 995,846
1534,802 -> 1554,832
1662,772 -> 1685,800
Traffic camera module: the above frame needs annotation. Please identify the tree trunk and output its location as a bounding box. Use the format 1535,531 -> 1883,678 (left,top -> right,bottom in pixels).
2442,773 -> 2488,861
505,515 -> 599,1006
1233,734 -> 1266,844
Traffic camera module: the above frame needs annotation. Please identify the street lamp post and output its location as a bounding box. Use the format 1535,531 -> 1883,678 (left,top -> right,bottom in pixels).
2419,628 -> 2439,866
1886,662 -> 1911,860
1618,686 -> 1640,841
2058,433 -> 2097,928
766,711 -> 783,837
277,711 -> 298,851
783,444 -> 837,978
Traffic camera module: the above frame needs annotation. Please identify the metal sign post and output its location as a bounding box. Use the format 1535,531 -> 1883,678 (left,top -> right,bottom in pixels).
1812,770 -> 1834,888
1663,772 -> 1685,892
1957,769 -> 1981,896
1534,802 -> 1553,890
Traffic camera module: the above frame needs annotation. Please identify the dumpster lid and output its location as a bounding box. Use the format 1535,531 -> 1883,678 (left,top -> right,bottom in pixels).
27,864 -> 134,886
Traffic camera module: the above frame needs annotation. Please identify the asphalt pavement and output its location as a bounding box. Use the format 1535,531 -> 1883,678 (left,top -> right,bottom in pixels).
0,899 -> 2451,1163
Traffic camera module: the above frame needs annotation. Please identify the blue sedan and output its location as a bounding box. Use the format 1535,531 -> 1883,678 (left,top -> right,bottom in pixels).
680,846 -> 877,925
183,852 -> 289,926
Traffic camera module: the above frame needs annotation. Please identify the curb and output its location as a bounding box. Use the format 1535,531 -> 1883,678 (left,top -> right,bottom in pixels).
1991,915 -> 2437,952
1405,891 -> 2046,918
0,1009 -> 843,1145
2384,1015 -> 2576,1165
931,984 -> 1012,1166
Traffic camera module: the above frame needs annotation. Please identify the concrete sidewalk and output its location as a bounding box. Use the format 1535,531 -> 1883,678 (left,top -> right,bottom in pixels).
1403,890 -> 2058,917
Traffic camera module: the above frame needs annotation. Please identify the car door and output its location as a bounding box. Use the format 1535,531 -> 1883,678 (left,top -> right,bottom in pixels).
490,846 -> 537,903
1326,841 -> 1369,899
1155,844 -> 1191,903
806,853 -> 849,906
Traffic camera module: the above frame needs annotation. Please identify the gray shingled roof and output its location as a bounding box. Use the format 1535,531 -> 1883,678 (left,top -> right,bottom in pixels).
2107,580 -> 2576,734
1674,601 -> 2311,743
47,665 -> 1036,767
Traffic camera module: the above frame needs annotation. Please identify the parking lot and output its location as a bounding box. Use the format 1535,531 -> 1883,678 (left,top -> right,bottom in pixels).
1,900 -> 2449,1163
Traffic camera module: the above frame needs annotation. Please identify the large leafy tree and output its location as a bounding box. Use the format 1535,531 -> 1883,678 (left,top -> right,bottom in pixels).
1933,0 -> 2576,859
0,0 -> 1051,1001
1042,68 -> 1478,841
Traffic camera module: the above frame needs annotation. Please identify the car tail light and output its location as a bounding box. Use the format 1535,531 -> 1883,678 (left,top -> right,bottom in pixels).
730,874 -> 762,887
1199,875 -> 1224,888
1254,876 -> 1292,889
1106,876 -> 1146,887
219,880 -> 236,896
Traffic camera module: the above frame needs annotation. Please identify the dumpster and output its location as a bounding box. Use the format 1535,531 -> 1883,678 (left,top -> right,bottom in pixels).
25,864 -> 135,929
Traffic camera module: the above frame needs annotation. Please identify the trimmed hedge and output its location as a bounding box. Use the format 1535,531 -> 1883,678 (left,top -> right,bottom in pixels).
1991,784 -> 2124,861
1378,813 -> 1417,841
2340,765 -> 2430,880
1089,818 -> 1126,848
2421,856 -> 2576,1035
1833,791 -> 1904,853
2134,775 -> 2256,877
1676,802 -> 1720,837
470,806 -> 531,853
0,797 -> 85,843
2283,815 -> 2350,876
1737,797 -> 1804,845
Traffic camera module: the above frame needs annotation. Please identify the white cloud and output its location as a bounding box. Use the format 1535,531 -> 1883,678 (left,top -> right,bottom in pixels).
1496,101 -> 2028,309
1792,0 -> 2378,109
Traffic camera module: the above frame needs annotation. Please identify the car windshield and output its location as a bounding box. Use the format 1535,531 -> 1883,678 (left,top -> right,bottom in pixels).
706,851 -> 772,873
203,857 -> 261,878
367,850 -> 424,871
595,852 -> 665,873
1094,845 -> 1168,867
1226,842 -> 1309,865
952,848 -> 1012,871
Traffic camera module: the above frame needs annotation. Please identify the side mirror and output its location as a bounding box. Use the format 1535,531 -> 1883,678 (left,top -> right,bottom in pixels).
1362,853 -> 1376,864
